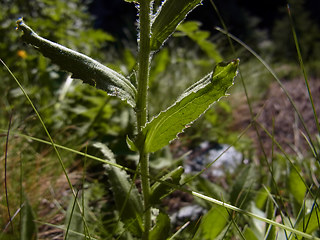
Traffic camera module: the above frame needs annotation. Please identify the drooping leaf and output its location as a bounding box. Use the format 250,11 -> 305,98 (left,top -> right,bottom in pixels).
151,0 -> 203,51
93,142 -> 143,236
16,19 -> 137,107
142,60 -> 239,153
150,166 -> 184,205
149,212 -> 171,240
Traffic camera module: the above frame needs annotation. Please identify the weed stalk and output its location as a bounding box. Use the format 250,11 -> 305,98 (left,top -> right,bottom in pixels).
136,1 -> 152,238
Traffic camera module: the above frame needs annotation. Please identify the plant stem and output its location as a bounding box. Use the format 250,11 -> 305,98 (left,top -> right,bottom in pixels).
136,1 -> 152,239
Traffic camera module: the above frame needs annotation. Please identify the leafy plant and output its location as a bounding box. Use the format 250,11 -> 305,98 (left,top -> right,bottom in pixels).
0,0 -> 115,142
4,1 -> 319,240
14,0 -> 238,238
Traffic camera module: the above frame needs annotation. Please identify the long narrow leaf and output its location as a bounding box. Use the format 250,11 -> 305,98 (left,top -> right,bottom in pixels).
151,0 -> 203,50
142,60 -> 239,153
16,19 -> 137,107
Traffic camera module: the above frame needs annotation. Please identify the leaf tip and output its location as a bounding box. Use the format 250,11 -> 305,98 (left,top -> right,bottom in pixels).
126,135 -> 138,152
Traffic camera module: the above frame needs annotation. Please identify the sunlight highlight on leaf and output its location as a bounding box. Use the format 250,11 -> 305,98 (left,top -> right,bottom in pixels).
142,59 -> 239,153
16,19 -> 137,107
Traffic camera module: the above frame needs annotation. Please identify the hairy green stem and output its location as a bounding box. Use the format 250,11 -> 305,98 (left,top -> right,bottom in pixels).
136,1 -> 152,239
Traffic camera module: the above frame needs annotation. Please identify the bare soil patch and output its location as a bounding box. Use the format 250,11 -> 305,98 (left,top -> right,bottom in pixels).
233,78 -> 320,156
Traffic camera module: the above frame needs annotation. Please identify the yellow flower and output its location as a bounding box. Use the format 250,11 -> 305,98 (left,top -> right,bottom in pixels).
17,50 -> 27,59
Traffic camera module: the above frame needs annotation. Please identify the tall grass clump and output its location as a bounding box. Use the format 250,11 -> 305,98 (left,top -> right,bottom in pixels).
1,0 -> 320,239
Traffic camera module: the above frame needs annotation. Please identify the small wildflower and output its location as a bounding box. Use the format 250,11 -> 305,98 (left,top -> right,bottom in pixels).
17,50 -> 27,59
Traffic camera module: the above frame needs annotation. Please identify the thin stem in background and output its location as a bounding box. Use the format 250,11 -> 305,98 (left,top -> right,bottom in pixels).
20,142 -> 22,240
212,4 -> 317,236
287,4 -> 320,136
210,0 -> 269,160
64,190 -> 79,240
214,27 -> 317,157
82,146 -> 88,238
209,0 -> 234,53
4,112 -> 13,233
214,28 -> 316,199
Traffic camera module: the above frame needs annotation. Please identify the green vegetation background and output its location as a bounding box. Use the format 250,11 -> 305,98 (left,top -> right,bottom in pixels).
0,0 -> 320,239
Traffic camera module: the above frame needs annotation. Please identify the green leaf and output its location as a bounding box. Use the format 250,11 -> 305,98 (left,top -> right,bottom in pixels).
194,205 -> 229,239
126,135 -> 138,152
16,19 -> 137,107
151,0 -> 203,50
296,204 -> 320,239
93,142 -> 143,236
265,198 -> 276,240
149,48 -> 170,86
243,226 -> 259,240
176,21 -> 223,62
142,60 -> 239,153
149,212 -> 171,240
288,165 -> 306,204
255,187 -> 269,210
150,166 -> 184,205
64,193 -> 86,240
21,198 -> 37,240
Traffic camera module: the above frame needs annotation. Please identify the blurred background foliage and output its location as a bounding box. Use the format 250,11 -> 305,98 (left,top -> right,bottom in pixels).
0,0 -> 128,145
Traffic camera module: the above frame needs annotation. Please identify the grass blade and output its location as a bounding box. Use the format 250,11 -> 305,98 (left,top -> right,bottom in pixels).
64,190 -> 79,240
191,191 -> 320,240
287,5 -> 320,135
4,112 -> 13,233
